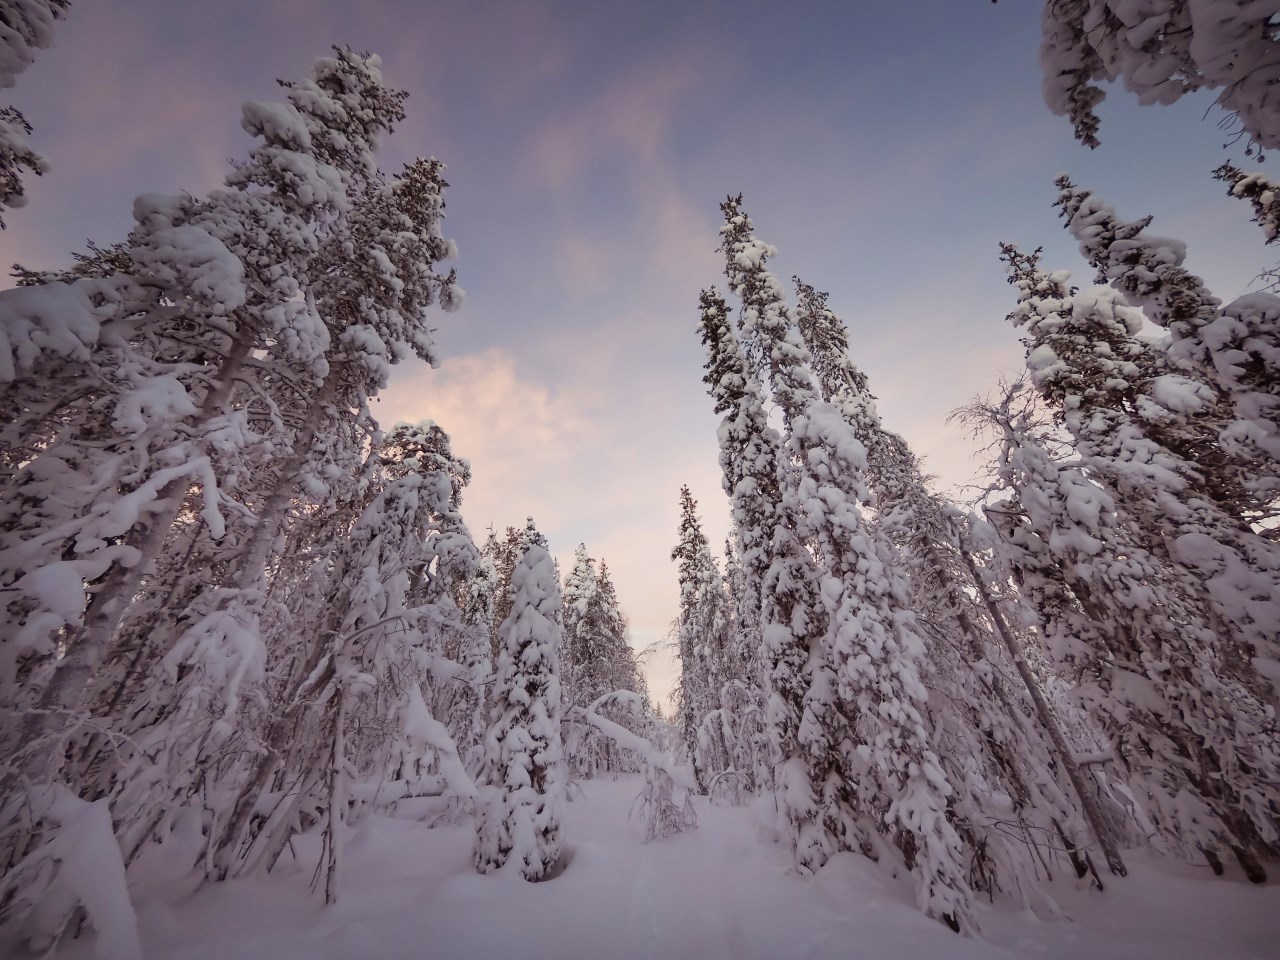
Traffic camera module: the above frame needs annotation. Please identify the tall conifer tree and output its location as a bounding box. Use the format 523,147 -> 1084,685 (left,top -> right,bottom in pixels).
719,199 -> 972,928
474,518 -> 565,881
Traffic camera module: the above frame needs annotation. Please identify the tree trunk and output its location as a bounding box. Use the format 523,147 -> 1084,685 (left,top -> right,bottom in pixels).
230,381 -> 334,594
323,693 -> 346,905
955,530 -> 1128,877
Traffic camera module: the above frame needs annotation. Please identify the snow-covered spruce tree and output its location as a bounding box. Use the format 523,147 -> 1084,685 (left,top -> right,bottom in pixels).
229,152 -> 461,588
795,278 -> 1128,887
716,532 -> 767,793
1,50 -> 403,944
1055,174 -> 1280,512
111,149 -> 459,870
1010,211 -> 1280,681
1214,162 -> 1280,244
592,559 -> 650,753
202,152 -> 464,878
482,525 -> 524,665
0,51 -> 465,945
674,500 -> 745,799
449,549 -> 497,775
671,485 -> 721,793
595,561 -> 646,703
699,286 -> 843,874
561,544 -> 603,714
951,507 -> 1137,881
560,544 -> 608,777
0,0 -> 69,226
188,421 -> 479,901
719,199 -> 972,929
0,49 -> 418,788
474,518 -> 566,881
560,546 -> 647,778
975,389 -> 1279,881
317,422 -> 479,902
997,248 -> 1280,879
1038,0 -> 1280,152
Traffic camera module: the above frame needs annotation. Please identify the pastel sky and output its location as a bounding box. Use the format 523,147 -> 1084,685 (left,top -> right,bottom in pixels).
3,1 -> 1273,705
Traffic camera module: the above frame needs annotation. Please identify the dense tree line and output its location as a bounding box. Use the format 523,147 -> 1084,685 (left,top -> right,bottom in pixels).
0,43 -> 655,955
670,174 -> 1278,931
0,5 -> 1277,951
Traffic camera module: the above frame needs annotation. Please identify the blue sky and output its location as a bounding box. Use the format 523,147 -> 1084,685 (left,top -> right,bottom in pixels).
4,1 -> 1274,702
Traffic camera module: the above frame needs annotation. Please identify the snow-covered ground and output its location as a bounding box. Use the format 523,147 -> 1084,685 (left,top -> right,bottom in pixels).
45,778 -> 1280,960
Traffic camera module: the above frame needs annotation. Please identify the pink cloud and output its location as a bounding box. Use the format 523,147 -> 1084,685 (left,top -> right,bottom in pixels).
376,340 -> 730,707
525,58 -> 698,191
376,348 -> 603,534
648,186 -> 723,290
546,179 -> 721,306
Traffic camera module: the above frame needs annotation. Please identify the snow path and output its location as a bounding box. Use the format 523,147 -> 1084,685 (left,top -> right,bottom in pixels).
42,778 -> 1280,960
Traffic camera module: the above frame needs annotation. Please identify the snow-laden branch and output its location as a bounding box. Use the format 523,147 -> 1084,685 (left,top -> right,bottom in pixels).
572,691 -> 694,792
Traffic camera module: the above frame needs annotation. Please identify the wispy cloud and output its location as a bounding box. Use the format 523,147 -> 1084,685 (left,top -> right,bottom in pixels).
525,58 -> 698,191
377,348 -> 604,535
376,331 -> 729,708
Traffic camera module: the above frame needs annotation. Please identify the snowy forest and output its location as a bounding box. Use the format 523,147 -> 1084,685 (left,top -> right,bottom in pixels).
0,2 -> 1278,959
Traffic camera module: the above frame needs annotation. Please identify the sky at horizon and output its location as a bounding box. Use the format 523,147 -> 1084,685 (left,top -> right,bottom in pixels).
4,1 -> 1276,704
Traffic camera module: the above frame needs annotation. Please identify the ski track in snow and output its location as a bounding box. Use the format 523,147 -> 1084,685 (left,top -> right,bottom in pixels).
621,824 -> 660,960
34,777 -> 1280,960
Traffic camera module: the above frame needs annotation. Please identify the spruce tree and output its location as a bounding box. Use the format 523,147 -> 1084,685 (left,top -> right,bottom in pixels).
718,533 -> 766,793
1038,1 -> 1280,152
699,285 -> 838,873
452,551 -> 497,775
594,560 -> 644,702
300,422 -> 480,903
0,50 -> 424,783
795,278 -> 1129,885
560,546 -> 647,777
0,50 -> 468,945
1003,234 -> 1279,684
560,543 -> 606,776
1054,174 -> 1280,511
0,0 -> 70,225
671,485 -> 717,792
993,246 -> 1280,880
474,518 -> 566,881
1214,162 -> 1280,244
483,525 -> 524,665
591,560 -> 650,727
561,543 -> 603,714
719,199 -> 972,929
